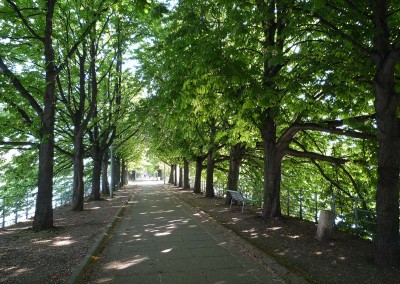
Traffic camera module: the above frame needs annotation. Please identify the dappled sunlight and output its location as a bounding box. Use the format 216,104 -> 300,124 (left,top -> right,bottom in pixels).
149,209 -> 175,214
268,226 -> 283,231
87,206 -> 101,210
104,256 -> 150,270
32,239 -> 51,244
314,251 -> 323,256
154,231 -> 171,237
2,266 -> 31,274
275,249 -> 290,256
288,235 -> 300,239
161,248 -> 173,253
241,228 -> 259,239
51,236 -> 76,247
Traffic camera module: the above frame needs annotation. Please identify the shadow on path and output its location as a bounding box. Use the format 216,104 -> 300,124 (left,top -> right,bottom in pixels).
84,181 -> 287,284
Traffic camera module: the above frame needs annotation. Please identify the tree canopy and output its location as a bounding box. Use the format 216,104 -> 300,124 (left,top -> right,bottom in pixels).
0,0 -> 399,267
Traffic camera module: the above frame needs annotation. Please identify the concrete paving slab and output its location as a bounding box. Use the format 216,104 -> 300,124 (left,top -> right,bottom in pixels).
84,181 -> 307,284
160,271 -> 208,284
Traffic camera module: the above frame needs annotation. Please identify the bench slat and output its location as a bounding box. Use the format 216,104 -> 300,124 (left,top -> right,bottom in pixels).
227,190 -> 255,212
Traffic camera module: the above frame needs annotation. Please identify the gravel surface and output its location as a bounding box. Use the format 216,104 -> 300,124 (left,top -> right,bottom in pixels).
0,185 -> 132,284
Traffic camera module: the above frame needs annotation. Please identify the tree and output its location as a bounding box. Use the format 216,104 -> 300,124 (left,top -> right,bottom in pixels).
0,0 -> 106,231
300,0 -> 400,267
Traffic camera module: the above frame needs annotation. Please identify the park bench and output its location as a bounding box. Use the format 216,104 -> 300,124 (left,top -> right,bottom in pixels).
226,190 -> 256,212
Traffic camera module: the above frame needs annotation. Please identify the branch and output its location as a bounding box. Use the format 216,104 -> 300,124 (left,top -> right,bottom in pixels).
0,56 -> 43,115
0,141 -> 38,147
310,9 -> 373,57
285,148 -> 347,164
55,2 -> 111,74
5,0 -> 44,42
278,115 -> 376,146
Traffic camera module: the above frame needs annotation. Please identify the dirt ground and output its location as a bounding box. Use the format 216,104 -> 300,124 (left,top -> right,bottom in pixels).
172,187 -> 400,284
0,186 -> 132,284
0,182 -> 399,284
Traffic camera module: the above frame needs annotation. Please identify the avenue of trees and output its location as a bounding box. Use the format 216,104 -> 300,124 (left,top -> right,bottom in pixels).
0,0 -> 399,268
136,0 -> 399,267
0,0 -> 161,231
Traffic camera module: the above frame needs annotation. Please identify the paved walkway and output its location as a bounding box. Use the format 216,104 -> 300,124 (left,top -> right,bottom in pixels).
86,182 -> 284,284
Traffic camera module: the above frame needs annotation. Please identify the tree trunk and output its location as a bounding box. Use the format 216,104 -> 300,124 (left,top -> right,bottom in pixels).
101,151 -> 110,194
372,2 -> 400,267
121,159 -> 126,186
193,157 -> 202,194
90,147 -> 102,201
168,164 -> 174,184
205,147 -> 215,198
115,157 -> 121,188
178,165 -> 183,187
174,164 -> 178,186
374,74 -> 400,266
71,135 -> 85,209
33,0 -> 57,232
183,159 -> 190,189
260,115 -> 282,218
225,143 -> 245,205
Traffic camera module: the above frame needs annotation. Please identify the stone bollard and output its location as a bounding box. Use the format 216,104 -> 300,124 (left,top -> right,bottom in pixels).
316,210 -> 335,241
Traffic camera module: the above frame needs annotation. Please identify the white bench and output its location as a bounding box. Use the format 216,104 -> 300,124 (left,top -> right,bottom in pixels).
226,190 -> 256,212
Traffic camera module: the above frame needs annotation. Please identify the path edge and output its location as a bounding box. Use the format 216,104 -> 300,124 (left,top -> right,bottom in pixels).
66,194 -> 133,284
170,187 -> 310,284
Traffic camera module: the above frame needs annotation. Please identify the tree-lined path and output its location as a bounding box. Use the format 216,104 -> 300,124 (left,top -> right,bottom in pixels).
84,182 -> 299,284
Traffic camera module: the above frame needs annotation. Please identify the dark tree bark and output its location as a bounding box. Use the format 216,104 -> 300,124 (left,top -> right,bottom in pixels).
71,135 -> 86,209
174,164 -> 178,186
33,0 -> 57,231
205,147 -> 215,198
115,157 -> 121,188
260,115 -> 283,218
193,157 -> 203,194
121,159 -> 126,185
183,159 -> 190,189
71,40 -> 91,210
90,146 -> 103,201
372,1 -> 400,266
168,164 -> 175,184
178,165 -> 183,187
225,143 -> 246,205
101,151 -> 110,194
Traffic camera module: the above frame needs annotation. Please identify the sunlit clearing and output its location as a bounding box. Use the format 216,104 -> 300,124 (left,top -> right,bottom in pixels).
104,256 -> 149,270
161,248 -> 173,253
154,231 -> 171,236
